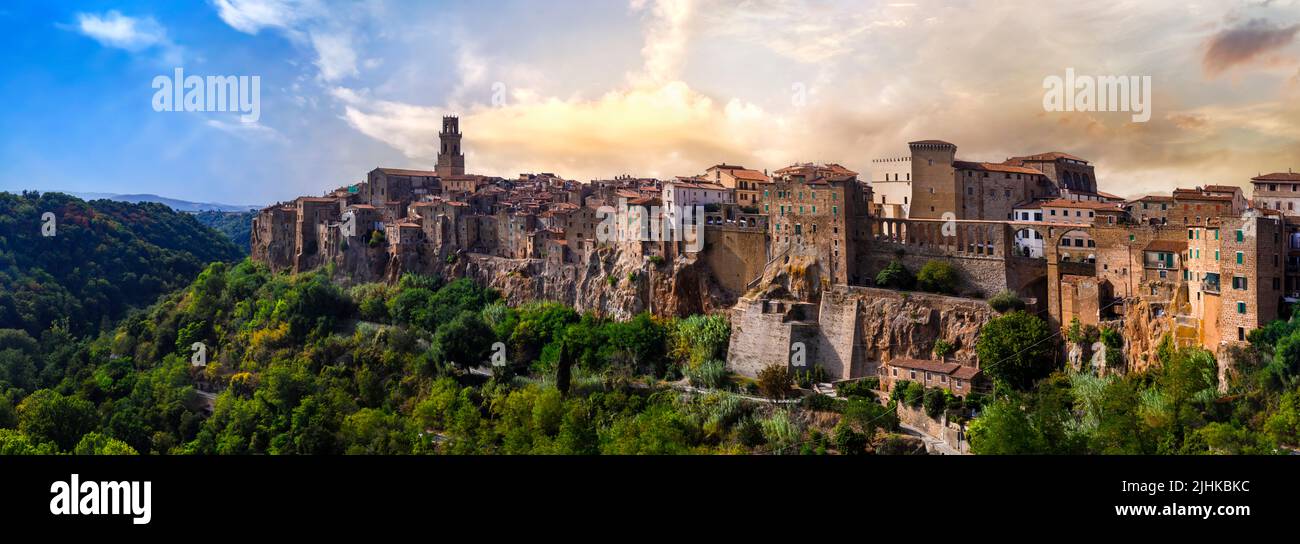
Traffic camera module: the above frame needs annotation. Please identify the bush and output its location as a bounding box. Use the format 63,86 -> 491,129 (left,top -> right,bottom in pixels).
757,363 -> 793,399
368,229 -> 386,248
933,339 -> 955,360
875,260 -> 915,290
917,260 -> 959,294
923,388 -> 954,419
893,380 -> 924,408
835,379 -> 878,400
801,393 -> 838,412
832,422 -> 867,455
648,255 -> 665,266
793,365 -> 828,388
988,290 -> 1026,313
685,360 -> 729,389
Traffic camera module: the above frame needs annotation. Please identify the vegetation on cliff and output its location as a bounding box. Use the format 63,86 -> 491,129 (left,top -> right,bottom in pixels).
969,307 -> 1300,454
0,260 -> 900,455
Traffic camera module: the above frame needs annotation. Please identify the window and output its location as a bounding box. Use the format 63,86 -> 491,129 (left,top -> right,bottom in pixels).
1238,301 -> 1247,314
909,370 -> 916,379
1233,276 -> 1247,290
1237,252 -> 1244,264
1237,230 -> 1244,242
1239,327 -> 1246,341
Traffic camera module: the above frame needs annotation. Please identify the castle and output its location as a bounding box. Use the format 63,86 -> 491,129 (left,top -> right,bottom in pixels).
250,122 -> 1296,390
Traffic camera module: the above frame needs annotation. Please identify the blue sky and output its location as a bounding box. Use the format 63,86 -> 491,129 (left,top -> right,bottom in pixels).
2,1 -> 1299,205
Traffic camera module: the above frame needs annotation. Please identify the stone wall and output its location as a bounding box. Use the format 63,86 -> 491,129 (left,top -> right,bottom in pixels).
727,285 -> 994,380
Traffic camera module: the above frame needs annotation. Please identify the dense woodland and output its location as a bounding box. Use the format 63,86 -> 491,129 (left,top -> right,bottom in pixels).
193,210 -> 255,254
0,192 -> 243,338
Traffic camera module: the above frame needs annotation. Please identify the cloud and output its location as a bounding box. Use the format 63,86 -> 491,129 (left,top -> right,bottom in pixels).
212,0 -> 361,82
69,10 -> 183,63
212,0 -> 310,33
1203,18 -> 1300,77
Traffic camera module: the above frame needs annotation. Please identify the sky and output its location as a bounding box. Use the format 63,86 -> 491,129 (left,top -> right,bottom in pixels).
1,0 -> 1299,206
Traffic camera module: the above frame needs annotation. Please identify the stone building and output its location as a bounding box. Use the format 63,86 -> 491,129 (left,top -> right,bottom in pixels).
1251,172 -> 1300,215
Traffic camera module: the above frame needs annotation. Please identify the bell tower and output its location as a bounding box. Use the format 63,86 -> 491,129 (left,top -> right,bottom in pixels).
436,115 -> 465,177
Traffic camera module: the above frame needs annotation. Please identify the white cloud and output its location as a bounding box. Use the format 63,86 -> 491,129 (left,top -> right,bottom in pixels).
212,0 -> 362,82
212,0 -> 311,34
70,10 -> 183,63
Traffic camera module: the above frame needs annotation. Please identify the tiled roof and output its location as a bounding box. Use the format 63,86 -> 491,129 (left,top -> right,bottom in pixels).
1252,172 -> 1300,182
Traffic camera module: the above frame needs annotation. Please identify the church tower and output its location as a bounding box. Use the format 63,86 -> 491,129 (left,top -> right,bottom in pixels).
436,116 -> 465,177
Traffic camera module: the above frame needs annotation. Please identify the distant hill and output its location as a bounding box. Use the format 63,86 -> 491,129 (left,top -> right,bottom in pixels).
0,191 -> 245,337
69,192 -> 262,213
194,210 -> 256,254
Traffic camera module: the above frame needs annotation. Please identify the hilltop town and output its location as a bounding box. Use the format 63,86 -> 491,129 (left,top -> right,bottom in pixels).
250,117 -> 1298,398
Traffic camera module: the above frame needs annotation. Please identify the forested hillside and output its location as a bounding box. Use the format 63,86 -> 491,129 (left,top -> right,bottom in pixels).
0,191 -> 244,337
0,261 -> 906,455
194,210 -> 255,254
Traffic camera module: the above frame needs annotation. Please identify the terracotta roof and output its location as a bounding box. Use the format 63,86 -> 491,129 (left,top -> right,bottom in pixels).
886,359 -> 981,380
1252,172 -> 1300,182
708,163 -> 744,170
1202,185 -> 1241,193
1133,195 -> 1175,202
731,169 -> 771,182
1095,191 -> 1124,200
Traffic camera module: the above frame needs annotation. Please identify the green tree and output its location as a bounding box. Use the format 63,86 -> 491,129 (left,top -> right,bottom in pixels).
976,311 -> 1056,391
916,260 -> 959,294
17,389 -> 98,451
73,432 -> 139,455
430,311 -> 495,370
874,260 -> 915,290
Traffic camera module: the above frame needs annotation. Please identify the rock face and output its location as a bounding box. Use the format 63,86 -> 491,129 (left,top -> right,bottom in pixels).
316,236 -> 734,319
1117,297 -> 1176,373
727,285 -> 994,380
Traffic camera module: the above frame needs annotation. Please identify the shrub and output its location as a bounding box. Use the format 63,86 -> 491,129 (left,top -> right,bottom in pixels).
757,363 -> 793,399
832,422 -> 867,455
835,379 -> 877,400
893,380 -> 924,408
923,387 -> 954,419
917,260 -> 959,294
686,359 -> 729,389
875,260 -> 915,290
793,365 -> 828,388
368,229 -> 386,248
988,290 -> 1026,313
648,255 -> 665,266
933,339 -> 955,360
800,393 -> 838,412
